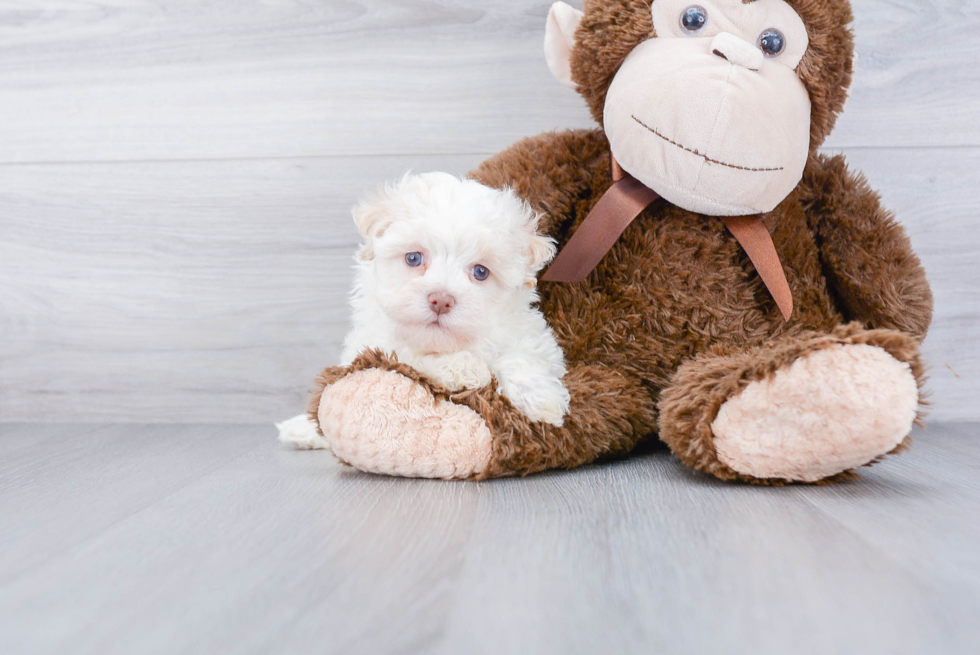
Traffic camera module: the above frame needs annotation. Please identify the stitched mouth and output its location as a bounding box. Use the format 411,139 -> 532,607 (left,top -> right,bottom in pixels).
631,115 -> 784,173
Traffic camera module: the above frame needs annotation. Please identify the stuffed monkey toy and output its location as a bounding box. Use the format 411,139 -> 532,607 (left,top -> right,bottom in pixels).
309,0 -> 933,484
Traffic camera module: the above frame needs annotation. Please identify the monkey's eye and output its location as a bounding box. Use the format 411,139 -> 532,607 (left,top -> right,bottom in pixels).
758,29 -> 786,57
680,6 -> 708,34
471,264 -> 490,281
405,252 -> 424,267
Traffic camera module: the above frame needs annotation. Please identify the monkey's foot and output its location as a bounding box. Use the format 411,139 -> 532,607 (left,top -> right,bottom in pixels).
711,343 -> 919,482
318,368 -> 492,479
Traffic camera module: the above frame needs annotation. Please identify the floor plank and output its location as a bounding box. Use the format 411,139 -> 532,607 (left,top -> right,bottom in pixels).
0,424 -> 268,586
0,0 -> 976,164
0,424 -> 482,655
437,464 -> 975,655
797,423 -> 980,590
0,422 -> 977,654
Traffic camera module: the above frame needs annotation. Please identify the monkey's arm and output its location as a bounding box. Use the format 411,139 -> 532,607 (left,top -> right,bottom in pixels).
469,128 -> 608,236
798,153 -> 933,340
311,351 -> 656,479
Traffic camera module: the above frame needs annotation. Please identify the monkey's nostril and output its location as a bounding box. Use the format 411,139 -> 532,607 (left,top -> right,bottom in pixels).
713,49 -> 728,61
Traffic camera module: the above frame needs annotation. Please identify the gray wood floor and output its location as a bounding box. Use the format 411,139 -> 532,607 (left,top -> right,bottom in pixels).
1,0 -> 978,424
1,422 -> 978,655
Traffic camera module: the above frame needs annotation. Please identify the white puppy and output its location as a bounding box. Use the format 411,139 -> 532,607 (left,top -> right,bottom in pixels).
278,172 -> 570,450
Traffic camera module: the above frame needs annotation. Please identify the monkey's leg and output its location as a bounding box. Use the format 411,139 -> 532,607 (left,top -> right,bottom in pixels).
658,324 -> 925,484
311,351 -> 656,479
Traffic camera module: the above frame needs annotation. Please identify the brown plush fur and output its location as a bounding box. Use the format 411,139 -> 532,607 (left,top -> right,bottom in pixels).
312,0 -> 932,483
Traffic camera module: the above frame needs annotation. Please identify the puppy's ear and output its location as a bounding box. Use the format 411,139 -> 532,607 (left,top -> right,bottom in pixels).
524,212 -> 557,284
351,189 -> 395,261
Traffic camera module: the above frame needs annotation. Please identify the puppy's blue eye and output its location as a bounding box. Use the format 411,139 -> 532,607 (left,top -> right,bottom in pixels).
472,264 -> 490,281
758,29 -> 785,57
680,6 -> 707,33
405,252 -> 424,267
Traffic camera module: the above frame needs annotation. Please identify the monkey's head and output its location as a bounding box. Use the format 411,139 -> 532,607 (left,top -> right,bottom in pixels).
545,0 -> 853,215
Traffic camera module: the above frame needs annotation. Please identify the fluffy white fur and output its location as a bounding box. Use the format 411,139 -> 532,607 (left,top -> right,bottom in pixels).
276,414 -> 327,450
279,172 -> 570,451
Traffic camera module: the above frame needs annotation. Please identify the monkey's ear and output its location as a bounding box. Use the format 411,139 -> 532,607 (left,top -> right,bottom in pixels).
544,2 -> 584,89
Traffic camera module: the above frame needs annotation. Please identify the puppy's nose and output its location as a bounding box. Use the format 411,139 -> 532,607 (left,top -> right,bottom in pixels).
427,292 -> 456,315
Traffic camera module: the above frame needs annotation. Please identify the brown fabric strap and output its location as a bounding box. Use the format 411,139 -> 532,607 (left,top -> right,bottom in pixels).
611,154 -> 625,182
542,154 -> 793,321
541,175 -> 660,283
720,215 -> 793,321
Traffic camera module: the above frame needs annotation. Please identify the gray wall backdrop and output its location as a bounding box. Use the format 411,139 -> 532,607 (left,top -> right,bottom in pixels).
0,0 -> 977,424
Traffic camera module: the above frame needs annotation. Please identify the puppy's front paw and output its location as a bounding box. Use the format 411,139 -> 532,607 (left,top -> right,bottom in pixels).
451,353 -> 493,390
498,373 -> 570,427
415,351 -> 492,391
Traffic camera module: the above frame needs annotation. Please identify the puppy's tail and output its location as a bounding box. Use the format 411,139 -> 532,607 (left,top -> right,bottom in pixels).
276,414 -> 330,450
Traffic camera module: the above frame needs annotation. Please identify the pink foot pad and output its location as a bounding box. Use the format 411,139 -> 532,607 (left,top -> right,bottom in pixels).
318,369 -> 493,479
712,344 -> 919,482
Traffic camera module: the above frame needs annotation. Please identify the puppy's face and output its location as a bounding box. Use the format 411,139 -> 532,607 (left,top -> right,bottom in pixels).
353,173 -> 555,354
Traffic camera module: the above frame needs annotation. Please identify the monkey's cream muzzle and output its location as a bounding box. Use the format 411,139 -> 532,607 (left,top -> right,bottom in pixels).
604,35 -> 811,215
